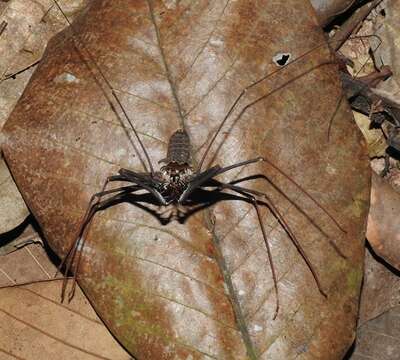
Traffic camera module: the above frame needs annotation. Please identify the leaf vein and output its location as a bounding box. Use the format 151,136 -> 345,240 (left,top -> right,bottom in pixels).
177,0 -> 231,86
106,217 -> 216,262
0,309 -> 114,360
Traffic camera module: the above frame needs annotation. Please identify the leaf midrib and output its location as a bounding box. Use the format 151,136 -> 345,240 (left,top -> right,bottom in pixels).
146,0 -> 186,131
145,1 -> 258,357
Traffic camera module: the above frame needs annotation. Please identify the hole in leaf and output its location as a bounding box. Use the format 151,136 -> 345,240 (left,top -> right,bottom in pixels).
273,53 -> 291,67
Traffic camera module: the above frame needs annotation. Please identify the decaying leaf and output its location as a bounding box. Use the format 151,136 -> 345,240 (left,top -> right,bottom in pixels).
0,156 -> 29,233
367,172 -> 400,271
1,0 -> 370,358
359,246 -> 400,325
0,238 -> 131,358
350,305 -> 400,360
0,280 -> 132,360
0,239 -> 55,288
373,0 -> 400,100
0,0 -> 89,128
353,112 -> 387,158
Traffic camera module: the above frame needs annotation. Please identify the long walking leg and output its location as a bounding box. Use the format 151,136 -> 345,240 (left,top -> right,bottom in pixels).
65,188 -> 145,301
59,175 -> 132,275
186,159 -> 346,258
211,181 -> 329,317
228,176 -> 347,259
60,179 -> 142,302
252,197 -> 280,319
213,157 -> 346,233
220,182 -> 327,298
205,182 -> 280,318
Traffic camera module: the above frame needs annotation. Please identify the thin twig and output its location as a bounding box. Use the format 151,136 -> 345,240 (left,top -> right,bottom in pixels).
0,20 -> 7,36
0,59 -> 41,83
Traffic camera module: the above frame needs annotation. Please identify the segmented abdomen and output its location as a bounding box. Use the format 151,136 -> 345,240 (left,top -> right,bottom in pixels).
166,129 -> 191,165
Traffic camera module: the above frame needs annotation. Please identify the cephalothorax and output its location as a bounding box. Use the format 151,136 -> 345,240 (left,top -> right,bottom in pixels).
155,129 -> 194,204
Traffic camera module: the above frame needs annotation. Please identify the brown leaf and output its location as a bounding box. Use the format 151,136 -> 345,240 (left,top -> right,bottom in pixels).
0,280 -> 132,360
350,306 -> 400,360
0,221 -> 39,256
0,241 -> 55,287
311,0 -> 357,26
1,0 -> 370,358
1,228 -> 131,359
359,247 -> 400,325
367,172 -> 400,271
373,0 -> 400,101
0,156 -> 29,233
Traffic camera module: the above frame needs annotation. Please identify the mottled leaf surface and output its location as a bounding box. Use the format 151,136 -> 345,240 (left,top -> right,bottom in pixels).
0,0 -> 90,129
2,0 -> 370,359
0,0 -> 90,234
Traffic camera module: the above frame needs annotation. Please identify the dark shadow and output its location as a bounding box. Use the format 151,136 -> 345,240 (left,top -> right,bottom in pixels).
366,240 -> 400,277
6,188 -> 254,272
30,215 -> 61,267
324,0 -> 373,30
0,215 -> 31,247
0,214 -> 61,268
387,145 -> 400,160
342,341 -> 356,359
93,187 -> 253,226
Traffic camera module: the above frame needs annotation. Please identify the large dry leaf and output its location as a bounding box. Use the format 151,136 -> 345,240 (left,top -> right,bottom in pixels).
350,306 -> 400,360
0,242 -> 53,287
349,247 -> 400,360
0,281 -> 132,360
358,247 -> 400,325
0,229 -> 132,359
367,172 -> 400,271
1,0 -> 370,359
